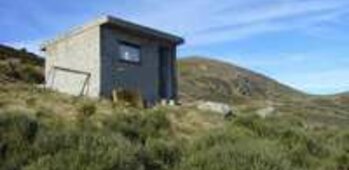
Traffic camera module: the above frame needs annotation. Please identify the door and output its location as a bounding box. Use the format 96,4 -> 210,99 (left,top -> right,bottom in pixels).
159,46 -> 171,99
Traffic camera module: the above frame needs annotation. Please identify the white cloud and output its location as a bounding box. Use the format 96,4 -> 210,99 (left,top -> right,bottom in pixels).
119,0 -> 349,46
213,0 -> 346,26
7,0 -> 348,53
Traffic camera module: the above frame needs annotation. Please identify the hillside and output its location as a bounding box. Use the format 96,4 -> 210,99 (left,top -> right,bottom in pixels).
178,57 -> 349,127
338,91 -> 349,96
1,83 -> 348,170
0,45 -> 348,127
0,45 -> 348,170
178,57 -> 306,103
0,44 -> 44,84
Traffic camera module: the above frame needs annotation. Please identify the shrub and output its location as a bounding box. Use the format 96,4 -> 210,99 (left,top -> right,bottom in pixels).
0,84 -> 348,170
180,137 -> 291,170
0,113 -> 38,143
25,96 -> 37,106
78,101 -> 97,118
280,130 -> 323,169
232,114 -> 278,138
26,132 -> 141,170
104,110 -> 171,143
1,60 -> 44,84
139,138 -> 182,170
21,65 -> 44,83
0,113 -> 38,169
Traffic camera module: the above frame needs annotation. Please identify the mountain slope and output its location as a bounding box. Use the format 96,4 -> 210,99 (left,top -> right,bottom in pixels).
178,57 -> 306,104
178,57 -> 349,127
0,44 -> 44,83
1,83 -> 348,170
333,92 -> 349,106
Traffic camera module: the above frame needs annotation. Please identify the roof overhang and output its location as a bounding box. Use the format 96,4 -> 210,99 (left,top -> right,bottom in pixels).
41,15 -> 184,51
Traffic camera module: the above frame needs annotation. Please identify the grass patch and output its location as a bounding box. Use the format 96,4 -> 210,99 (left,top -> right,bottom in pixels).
0,84 -> 348,170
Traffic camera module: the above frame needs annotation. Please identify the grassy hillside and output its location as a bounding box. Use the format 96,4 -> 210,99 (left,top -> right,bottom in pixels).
0,44 -> 44,84
0,83 -> 348,170
333,92 -> 349,105
178,57 -> 306,103
0,45 -> 348,170
178,57 -> 349,127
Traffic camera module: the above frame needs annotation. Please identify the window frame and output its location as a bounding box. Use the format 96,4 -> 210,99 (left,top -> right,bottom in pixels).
118,41 -> 142,65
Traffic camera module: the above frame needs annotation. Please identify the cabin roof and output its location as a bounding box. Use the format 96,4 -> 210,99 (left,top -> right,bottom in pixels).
41,15 -> 184,49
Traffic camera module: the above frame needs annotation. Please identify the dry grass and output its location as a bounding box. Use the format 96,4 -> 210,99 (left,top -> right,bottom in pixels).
0,83 -> 348,170
0,83 -> 223,137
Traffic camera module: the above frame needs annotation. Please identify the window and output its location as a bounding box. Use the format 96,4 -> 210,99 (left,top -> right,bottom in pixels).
119,42 -> 141,63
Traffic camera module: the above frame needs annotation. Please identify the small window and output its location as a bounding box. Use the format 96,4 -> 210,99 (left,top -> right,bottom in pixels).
119,41 -> 141,63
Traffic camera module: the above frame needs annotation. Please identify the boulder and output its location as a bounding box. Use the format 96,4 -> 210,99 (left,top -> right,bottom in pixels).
256,106 -> 275,118
196,101 -> 235,118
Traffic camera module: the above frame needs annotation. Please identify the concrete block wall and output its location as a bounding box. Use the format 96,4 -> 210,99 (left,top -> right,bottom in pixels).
45,26 -> 101,97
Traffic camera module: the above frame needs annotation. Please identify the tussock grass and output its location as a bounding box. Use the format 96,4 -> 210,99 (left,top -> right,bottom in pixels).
0,84 -> 348,170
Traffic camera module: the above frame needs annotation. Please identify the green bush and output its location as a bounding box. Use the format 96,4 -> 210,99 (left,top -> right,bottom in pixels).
0,104 -> 348,170
26,132 -> 141,170
78,101 -> 97,118
0,61 -> 44,84
0,109 -> 181,170
21,65 -> 44,83
139,138 -> 182,170
180,138 -> 291,170
0,113 -> 38,169
177,114 -> 349,170
104,110 -> 171,142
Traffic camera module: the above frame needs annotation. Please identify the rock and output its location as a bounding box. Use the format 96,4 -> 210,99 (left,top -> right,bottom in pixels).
168,100 -> 176,106
256,106 -> 275,118
196,101 -> 235,117
160,99 -> 177,106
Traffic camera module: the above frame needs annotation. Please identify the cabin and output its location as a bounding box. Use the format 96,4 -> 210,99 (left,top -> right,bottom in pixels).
42,16 -> 184,105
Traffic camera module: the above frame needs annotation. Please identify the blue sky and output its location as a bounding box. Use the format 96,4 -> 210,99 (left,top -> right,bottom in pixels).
1,0 -> 349,94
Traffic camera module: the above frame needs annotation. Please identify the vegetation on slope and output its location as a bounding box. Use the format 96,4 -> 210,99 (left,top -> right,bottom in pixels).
0,44 -> 44,84
178,57 -> 349,128
0,45 -> 348,170
178,57 -> 306,103
0,84 -> 348,170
